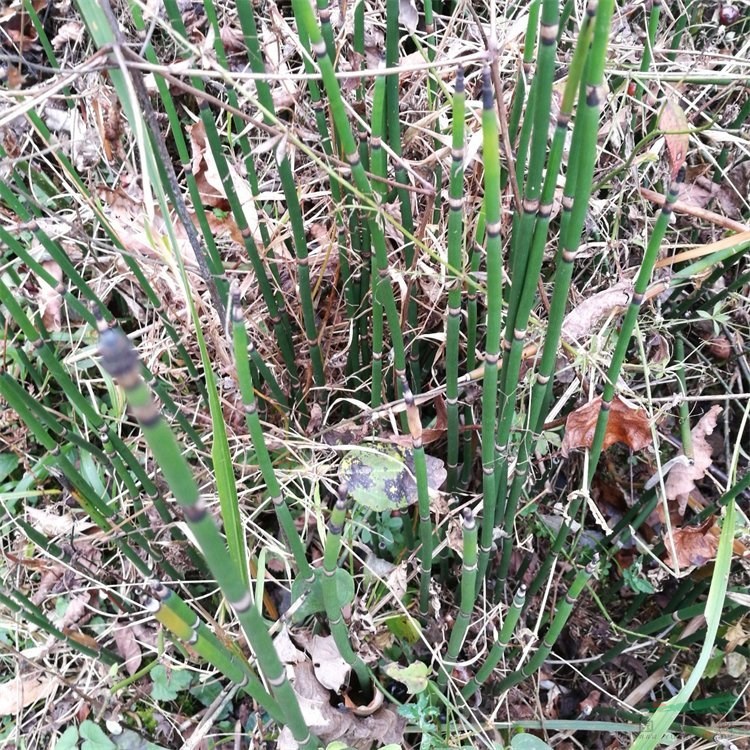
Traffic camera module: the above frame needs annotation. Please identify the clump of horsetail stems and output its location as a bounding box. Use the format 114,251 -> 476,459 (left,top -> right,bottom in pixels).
94,310 -> 316,750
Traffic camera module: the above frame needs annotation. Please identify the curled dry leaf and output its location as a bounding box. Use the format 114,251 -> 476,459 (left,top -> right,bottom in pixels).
659,97 -> 690,179
398,0 -> 419,32
664,517 -> 719,569
276,662 -> 404,750
561,281 -> 633,343
38,259 -> 63,332
0,674 -> 56,716
562,396 -> 652,457
113,621 -> 143,676
309,635 -> 350,693
665,405 -> 722,517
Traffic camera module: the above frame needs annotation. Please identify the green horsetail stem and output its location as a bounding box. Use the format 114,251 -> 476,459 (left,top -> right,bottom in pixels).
674,338 -> 694,460
586,171 -> 684,485
634,0 -> 662,104
495,556 -> 597,693
384,0 -> 419,387
369,74 -> 389,407
494,0 -> 564,531
230,287 -> 314,582
322,488 -> 370,689
145,581 -> 285,724
461,583 -> 526,699
439,509 -> 477,688
292,0 -> 407,394
94,313 -> 317,749
445,66 -> 466,493
461,216 -> 485,488
476,67 -> 504,586
401,377 -> 434,616
505,0 -> 559,329
496,0 -> 597,577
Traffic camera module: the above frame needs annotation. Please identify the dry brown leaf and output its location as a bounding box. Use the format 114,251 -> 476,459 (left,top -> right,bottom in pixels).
665,405 -> 722,517
399,0 -> 419,31
309,635 -> 350,692
0,674 -> 56,716
38,259 -> 63,332
113,622 -> 143,676
561,281 -> 633,342
0,0 -> 47,44
51,20 -> 84,48
664,517 -> 719,569
562,396 -> 652,457
659,97 -> 689,179
276,662 -> 405,750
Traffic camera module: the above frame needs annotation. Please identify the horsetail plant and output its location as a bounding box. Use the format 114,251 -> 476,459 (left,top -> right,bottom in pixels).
438,509 -> 477,688
230,285 -> 315,580
585,170 -> 684,485
94,312 -> 317,749
460,583 -> 527,699
493,556 -> 598,693
144,581 -> 286,725
445,66 -> 466,493
476,66 -> 504,586
322,487 -> 371,689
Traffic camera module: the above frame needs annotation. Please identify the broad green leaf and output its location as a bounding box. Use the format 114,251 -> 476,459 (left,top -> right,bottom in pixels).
150,665 -> 192,701
79,721 -> 116,750
384,614 -> 422,644
291,567 -> 354,622
384,661 -> 431,694
511,734 -> 553,750
54,726 -> 80,750
338,445 -> 446,512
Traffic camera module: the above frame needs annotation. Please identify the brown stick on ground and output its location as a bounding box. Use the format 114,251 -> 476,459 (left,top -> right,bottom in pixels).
639,187 -> 750,234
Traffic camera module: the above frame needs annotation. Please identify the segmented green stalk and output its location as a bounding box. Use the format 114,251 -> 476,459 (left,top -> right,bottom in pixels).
495,0 -> 598,575
439,509 -> 477,687
494,0 -> 562,532
476,68 -> 504,585
230,288 -> 314,580
586,173 -> 683,485
145,581 -> 285,724
494,556 -> 597,693
94,313 -> 316,749
461,584 -> 526,698
445,66 -> 466,492
633,0 -> 662,103
292,0 -> 407,393
385,0 -> 420,387
505,0 -> 559,319
674,338 -> 693,459
460,217 -> 485,488
402,377 -> 434,616
369,74 -> 389,407
322,489 -> 370,688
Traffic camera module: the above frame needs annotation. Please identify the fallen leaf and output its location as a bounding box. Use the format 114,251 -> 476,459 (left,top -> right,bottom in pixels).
562,396 -> 653,457
113,621 -> 143,676
338,444 -> 446,512
664,517 -> 719,569
659,97 -> 690,179
561,281 -> 633,343
724,621 -> 750,653
399,0 -> 418,32
38,259 -> 63,332
665,405 -> 722,517
277,662 -> 404,750
0,674 -> 56,715
309,635 -> 350,693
